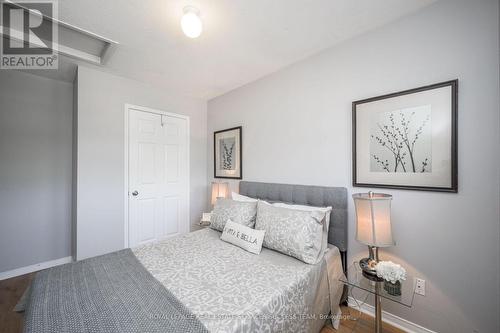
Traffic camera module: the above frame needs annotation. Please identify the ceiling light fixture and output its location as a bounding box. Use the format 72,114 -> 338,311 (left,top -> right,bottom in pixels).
181,6 -> 202,38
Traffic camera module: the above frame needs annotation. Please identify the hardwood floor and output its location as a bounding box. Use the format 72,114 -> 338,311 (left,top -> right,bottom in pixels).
319,308 -> 405,333
0,273 -> 33,333
0,272 -> 404,333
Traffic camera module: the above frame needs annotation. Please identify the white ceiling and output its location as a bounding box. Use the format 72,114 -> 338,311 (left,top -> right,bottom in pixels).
54,0 -> 437,100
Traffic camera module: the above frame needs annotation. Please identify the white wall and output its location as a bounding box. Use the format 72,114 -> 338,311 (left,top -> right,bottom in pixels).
76,66 -> 207,260
207,0 -> 500,332
0,71 -> 73,272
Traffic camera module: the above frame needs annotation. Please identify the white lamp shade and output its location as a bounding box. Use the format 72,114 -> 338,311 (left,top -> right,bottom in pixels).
211,182 -> 230,205
353,192 -> 394,247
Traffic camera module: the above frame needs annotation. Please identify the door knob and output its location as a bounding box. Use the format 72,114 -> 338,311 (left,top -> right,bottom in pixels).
132,190 -> 139,196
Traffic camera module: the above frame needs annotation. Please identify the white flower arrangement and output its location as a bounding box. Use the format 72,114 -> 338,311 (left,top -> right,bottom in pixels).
376,261 -> 407,284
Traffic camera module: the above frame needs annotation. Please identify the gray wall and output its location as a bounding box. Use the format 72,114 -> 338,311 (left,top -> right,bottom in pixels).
207,0 -> 500,332
76,66 -> 207,260
0,71 -> 73,272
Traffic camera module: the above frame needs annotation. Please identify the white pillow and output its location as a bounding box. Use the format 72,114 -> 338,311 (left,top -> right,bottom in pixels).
272,203 -> 332,255
272,203 -> 332,225
231,191 -> 258,202
221,219 -> 266,255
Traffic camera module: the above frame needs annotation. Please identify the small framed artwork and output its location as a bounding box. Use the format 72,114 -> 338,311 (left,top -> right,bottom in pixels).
353,80 -> 457,192
214,126 -> 242,179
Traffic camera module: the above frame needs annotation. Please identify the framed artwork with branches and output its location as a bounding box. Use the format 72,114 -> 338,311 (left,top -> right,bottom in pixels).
214,126 -> 242,179
353,80 -> 457,192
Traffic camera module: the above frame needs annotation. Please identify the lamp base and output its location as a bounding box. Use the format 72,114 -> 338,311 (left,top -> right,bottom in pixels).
359,257 -> 378,275
359,246 -> 383,280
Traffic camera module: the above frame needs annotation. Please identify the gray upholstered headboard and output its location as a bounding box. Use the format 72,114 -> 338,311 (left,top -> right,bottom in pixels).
239,181 -> 348,270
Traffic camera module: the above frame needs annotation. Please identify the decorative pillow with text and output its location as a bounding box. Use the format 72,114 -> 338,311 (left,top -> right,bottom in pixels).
221,219 -> 266,255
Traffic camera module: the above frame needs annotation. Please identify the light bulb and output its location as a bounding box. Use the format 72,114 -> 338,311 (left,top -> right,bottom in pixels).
181,7 -> 202,38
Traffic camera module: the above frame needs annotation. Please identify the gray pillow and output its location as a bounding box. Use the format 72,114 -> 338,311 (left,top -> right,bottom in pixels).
210,198 -> 257,231
255,201 -> 326,264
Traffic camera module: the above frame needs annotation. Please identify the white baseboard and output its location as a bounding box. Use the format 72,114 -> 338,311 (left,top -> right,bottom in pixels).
348,296 -> 436,333
0,256 -> 73,281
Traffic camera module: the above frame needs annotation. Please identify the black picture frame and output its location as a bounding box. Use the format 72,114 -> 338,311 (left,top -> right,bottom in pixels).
214,126 -> 243,179
352,80 -> 458,192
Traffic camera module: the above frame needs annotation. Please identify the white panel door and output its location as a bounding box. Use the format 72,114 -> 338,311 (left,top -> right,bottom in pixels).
128,109 -> 188,247
160,115 -> 188,239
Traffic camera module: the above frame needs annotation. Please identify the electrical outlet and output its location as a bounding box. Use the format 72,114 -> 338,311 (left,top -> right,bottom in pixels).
415,278 -> 426,296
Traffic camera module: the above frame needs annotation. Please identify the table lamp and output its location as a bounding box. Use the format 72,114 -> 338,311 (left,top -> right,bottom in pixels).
211,181 -> 230,206
353,191 -> 394,276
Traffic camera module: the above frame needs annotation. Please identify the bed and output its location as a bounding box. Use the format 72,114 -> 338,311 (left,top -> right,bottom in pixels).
19,182 -> 348,333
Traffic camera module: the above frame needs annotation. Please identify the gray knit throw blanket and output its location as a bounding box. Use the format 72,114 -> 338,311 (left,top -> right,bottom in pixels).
20,249 -> 209,333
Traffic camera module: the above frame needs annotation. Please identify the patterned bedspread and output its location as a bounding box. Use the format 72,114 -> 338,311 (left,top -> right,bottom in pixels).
133,228 -> 346,333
